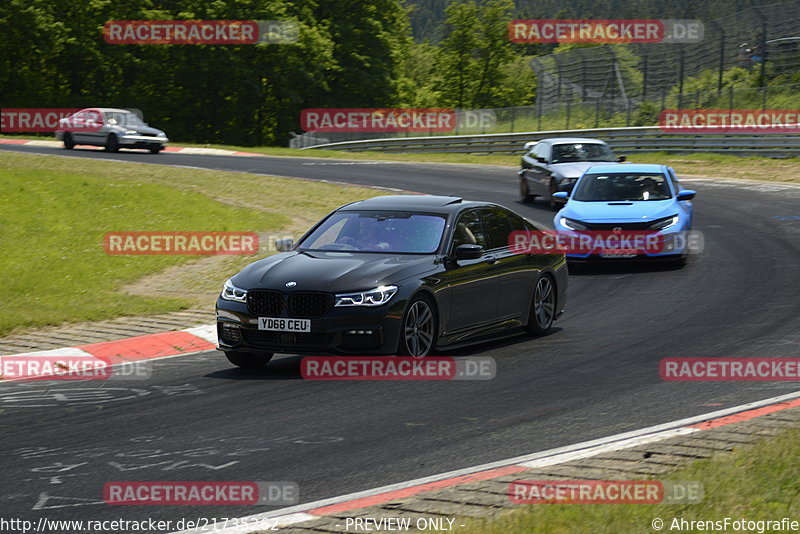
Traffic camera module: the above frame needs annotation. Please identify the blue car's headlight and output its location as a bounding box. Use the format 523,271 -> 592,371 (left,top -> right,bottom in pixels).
335,285 -> 398,307
221,278 -> 248,302
649,215 -> 680,231
559,217 -> 587,231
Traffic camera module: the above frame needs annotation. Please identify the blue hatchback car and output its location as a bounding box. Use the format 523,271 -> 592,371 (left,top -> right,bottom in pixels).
552,164 -> 696,263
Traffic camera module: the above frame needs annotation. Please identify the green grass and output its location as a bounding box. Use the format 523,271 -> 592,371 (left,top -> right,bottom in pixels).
0,152 -> 382,336
453,427 -> 800,534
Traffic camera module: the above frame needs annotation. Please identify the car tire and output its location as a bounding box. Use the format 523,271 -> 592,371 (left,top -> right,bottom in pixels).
224,351 -> 274,369
399,294 -> 437,357
527,274 -> 556,336
519,174 -> 535,203
548,180 -> 560,210
149,146 -> 162,154
63,133 -> 74,150
669,253 -> 689,268
105,134 -> 119,153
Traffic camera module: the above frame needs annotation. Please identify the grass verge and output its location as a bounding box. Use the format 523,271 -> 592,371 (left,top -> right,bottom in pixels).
453,427 -> 800,534
0,151 -> 382,336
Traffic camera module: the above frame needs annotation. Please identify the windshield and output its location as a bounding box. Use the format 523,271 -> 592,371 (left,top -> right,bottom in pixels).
572,173 -> 673,201
551,143 -> 616,164
299,211 -> 446,254
105,112 -> 146,127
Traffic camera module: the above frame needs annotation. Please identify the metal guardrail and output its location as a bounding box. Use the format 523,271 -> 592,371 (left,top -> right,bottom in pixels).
302,126 -> 800,157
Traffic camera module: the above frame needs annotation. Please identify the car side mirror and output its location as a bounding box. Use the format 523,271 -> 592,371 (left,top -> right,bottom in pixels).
455,244 -> 484,260
552,191 -> 569,201
677,190 -> 696,201
275,238 -> 294,252
617,155 -> 626,162
535,156 -> 547,164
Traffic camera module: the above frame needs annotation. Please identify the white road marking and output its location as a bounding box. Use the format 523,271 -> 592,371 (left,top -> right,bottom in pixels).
183,324 -> 218,344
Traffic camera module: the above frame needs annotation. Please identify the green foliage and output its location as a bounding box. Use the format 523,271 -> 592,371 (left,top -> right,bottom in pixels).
0,0 -> 410,145
3,0 -> 798,144
431,0 -> 517,108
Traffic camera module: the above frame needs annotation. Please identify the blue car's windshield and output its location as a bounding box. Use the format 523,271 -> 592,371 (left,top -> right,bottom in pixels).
572,173 -> 673,201
299,211 -> 446,254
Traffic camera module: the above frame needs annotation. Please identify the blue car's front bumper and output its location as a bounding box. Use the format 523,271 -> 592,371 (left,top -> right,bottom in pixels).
552,225 -> 692,260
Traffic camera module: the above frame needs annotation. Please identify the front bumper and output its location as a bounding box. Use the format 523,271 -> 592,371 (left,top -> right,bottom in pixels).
215,296 -> 406,355
553,228 -> 691,260
119,134 -> 168,148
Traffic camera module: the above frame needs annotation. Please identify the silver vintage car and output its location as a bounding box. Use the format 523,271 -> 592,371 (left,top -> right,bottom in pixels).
55,108 -> 168,153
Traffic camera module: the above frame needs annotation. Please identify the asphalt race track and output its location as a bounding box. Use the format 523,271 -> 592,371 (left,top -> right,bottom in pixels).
1,144 -> 799,529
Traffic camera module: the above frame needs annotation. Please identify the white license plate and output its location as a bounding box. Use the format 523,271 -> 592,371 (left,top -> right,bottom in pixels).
258,317 -> 311,332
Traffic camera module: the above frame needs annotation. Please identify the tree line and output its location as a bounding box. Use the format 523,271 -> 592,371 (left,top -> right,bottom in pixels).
0,0 -> 784,146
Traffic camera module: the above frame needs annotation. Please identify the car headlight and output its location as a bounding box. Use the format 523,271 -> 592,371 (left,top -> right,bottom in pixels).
124,129 -> 138,134
157,132 -> 166,137
335,285 -> 398,307
649,215 -> 680,231
221,278 -> 248,302
559,217 -> 587,231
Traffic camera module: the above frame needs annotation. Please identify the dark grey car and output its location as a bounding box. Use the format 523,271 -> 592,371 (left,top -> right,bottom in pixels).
518,138 -> 625,209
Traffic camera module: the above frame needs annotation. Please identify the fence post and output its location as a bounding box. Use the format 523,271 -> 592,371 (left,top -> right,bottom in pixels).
641,52 -> 649,99
595,98 -> 600,128
537,98 -> 542,131
755,8 -> 768,88
728,86 -> 735,123
575,49 -> 588,101
510,107 -> 516,133
565,100 -> 571,130
554,54 -> 564,101
677,47 -> 685,108
711,21 -> 726,93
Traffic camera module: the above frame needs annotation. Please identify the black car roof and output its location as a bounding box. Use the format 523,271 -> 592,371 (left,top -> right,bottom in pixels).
339,195 -> 467,212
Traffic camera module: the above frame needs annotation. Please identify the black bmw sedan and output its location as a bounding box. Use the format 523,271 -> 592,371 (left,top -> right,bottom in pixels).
216,195 -> 568,368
